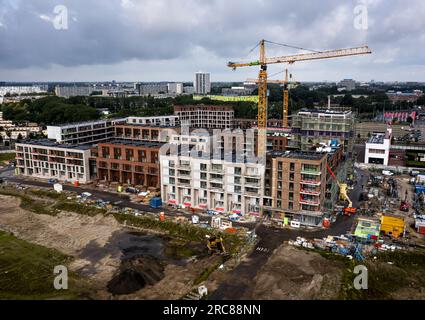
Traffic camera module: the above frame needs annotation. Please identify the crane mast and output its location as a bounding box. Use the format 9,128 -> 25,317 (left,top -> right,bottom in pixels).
283,69 -> 289,127
228,41 -> 371,161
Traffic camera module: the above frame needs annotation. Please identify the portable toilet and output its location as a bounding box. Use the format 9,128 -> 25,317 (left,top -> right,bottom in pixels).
150,197 -> 162,208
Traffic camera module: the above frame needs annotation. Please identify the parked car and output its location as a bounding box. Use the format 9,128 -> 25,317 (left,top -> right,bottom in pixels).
48,178 -> 58,184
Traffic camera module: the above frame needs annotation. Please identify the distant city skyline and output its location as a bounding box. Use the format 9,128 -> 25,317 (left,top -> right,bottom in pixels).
1,1 -> 425,82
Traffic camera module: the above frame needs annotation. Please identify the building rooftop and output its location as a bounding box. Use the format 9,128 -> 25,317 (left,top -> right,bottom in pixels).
98,139 -> 164,148
268,150 -> 326,161
115,123 -> 180,129
367,131 -> 391,144
297,108 -> 352,116
163,145 -> 261,164
48,118 -> 127,128
18,139 -> 93,150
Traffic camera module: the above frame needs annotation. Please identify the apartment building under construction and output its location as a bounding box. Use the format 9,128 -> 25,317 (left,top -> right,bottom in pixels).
291,108 -> 354,153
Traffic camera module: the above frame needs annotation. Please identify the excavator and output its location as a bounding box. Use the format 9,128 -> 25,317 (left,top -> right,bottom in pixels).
206,235 -> 226,255
326,162 -> 356,216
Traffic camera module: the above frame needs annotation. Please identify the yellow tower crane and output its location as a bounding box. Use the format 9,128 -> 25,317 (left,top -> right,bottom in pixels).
228,40 -> 371,159
246,68 -> 299,128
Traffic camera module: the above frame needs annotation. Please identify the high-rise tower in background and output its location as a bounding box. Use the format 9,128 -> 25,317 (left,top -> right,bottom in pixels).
194,71 -> 211,94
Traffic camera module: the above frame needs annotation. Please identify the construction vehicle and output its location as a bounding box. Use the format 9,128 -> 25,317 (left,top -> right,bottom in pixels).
326,162 -> 356,216
206,235 -> 226,254
228,40 -> 372,160
400,201 -> 409,212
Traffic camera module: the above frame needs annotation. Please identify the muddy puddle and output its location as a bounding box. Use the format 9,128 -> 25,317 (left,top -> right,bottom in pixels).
79,230 -> 204,295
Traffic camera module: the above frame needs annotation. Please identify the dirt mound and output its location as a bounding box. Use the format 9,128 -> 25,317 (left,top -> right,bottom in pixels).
251,245 -> 342,300
107,256 -> 165,295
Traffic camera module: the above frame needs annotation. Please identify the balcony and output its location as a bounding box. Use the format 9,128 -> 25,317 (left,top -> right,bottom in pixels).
211,166 -> 224,173
301,169 -> 321,175
300,189 -> 321,196
300,179 -> 321,186
177,171 -> 191,178
245,181 -> 260,188
299,199 -> 320,206
178,163 -> 191,170
177,179 -> 191,187
246,170 -> 261,177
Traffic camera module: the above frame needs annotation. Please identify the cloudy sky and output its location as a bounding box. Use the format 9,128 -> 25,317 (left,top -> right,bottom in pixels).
0,0 -> 424,82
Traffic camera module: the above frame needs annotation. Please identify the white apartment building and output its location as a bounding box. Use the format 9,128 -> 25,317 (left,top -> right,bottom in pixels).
0,85 -> 47,96
167,83 -> 184,95
138,83 -> 168,96
47,119 -> 127,144
47,116 -> 180,144
15,140 -> 92,184
194,72 -> 211,95
364,129 -> 392,166
160,152 -> 264,216
55,85 -> 94,97
337,79 -> 356,91
126,116 -> 179,127
174,105 -> 234,129
160,128 -> 262,215
0,112 -> 43,140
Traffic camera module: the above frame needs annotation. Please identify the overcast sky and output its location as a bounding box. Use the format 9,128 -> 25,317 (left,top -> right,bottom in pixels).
0,0 -> 424,82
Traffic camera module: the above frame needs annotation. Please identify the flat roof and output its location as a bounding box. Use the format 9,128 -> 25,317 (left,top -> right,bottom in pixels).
115,123 -> 180,129
268,150 -> 326,160
98,139 -> 164,148
17,139 -> 93,150
367,133 -> 386,144
162,146 -> 260,164
297,108 -> 352,115
47,118 -> 127,128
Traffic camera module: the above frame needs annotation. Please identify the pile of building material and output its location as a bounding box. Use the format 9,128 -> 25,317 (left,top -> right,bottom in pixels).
288,237 -> 314,249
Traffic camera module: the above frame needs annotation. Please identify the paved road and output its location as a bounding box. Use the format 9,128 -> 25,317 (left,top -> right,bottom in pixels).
2,173 -> 359,235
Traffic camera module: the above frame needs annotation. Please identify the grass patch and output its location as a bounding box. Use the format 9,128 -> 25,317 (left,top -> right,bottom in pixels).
0,230 -> 86,299
193,262 -> 222,285
0,152 -> 15,164
164,242 -> 200,259
53,201 -> 107,216
320,249 -> 425,300
0,188 -> 56,216
28,189 -> 67,201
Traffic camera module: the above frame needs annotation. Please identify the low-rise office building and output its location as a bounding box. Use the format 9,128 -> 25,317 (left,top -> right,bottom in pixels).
364,129 -> 392,165
15,140 -> 92,183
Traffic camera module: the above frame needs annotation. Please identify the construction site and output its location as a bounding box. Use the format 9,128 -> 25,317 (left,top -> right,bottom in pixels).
1,36 -> 425,301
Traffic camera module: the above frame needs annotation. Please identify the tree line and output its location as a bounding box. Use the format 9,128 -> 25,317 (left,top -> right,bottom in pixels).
1,88 -> 423,125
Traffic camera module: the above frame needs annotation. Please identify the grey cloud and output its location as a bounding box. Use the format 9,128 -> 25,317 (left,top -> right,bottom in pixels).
0,0 -> 424,81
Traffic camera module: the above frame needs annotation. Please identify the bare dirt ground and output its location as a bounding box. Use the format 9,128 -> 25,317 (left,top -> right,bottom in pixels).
250,245 -> 342,300
0,194 -> 220,299
0,195 -> 122,287
208,243 -> 343,300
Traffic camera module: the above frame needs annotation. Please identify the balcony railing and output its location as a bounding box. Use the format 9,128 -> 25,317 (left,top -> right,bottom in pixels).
300,189 -> 321,196
300,180 -> 321,185
299,199 -> 320,206
301,169 -> 321,175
